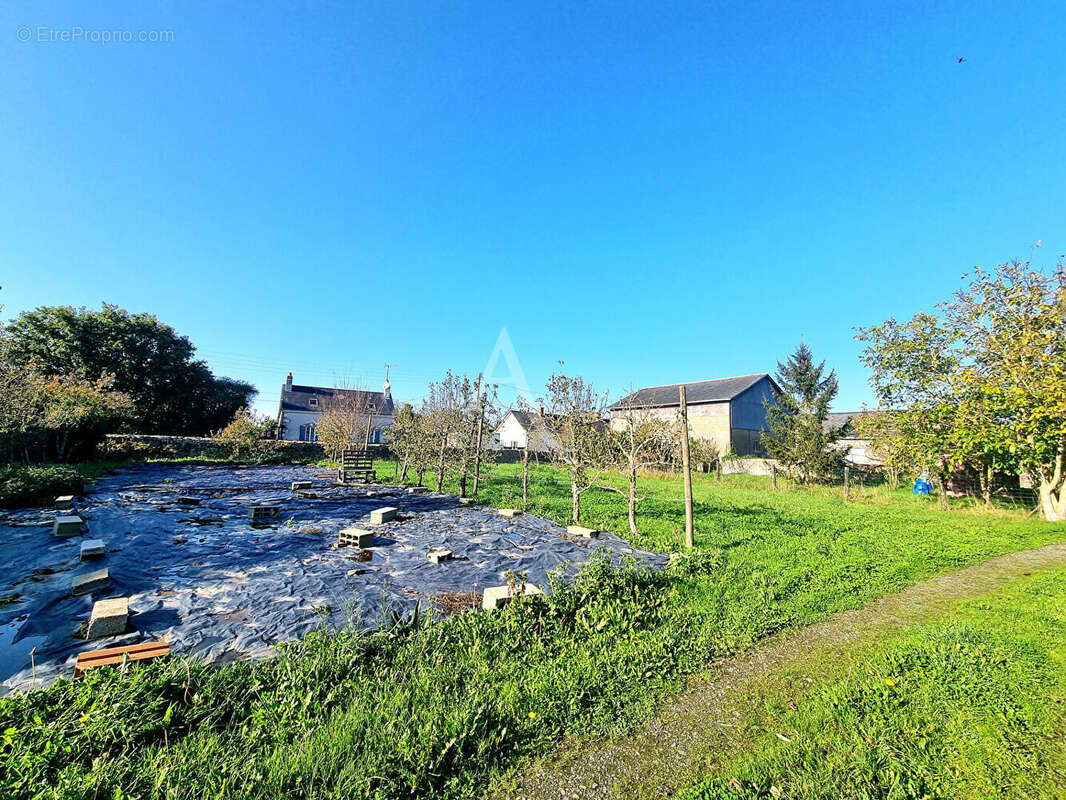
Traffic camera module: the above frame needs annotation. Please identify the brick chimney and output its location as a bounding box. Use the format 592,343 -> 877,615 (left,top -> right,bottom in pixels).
285,372 -> 293,392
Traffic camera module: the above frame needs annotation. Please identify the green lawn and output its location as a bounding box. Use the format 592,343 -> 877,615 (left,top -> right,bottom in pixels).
1,460 -> 1063,799
675,568 -> 1066,800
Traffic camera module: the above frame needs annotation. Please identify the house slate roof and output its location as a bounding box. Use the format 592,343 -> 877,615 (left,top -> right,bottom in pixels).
823,411 -> 878,435
281,384 -> 394,415
610,373 -> 777,410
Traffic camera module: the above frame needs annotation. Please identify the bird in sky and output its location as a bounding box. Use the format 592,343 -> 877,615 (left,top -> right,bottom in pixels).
957,56 -> 966,63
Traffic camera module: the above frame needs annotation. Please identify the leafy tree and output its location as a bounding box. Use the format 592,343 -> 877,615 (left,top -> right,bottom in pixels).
858,261 -> 1066,519
541,367 -> 609,523
761,342 -> 843,482
3,304 -> 254,435
214,407 -> 273,460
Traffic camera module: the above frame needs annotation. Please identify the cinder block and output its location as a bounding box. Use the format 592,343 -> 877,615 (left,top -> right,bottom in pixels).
80,539 -> 106,560
459,497 -> 475,506
250,506 -> 281,520
296,490 -> 318,499
338,528 -> 375,548
53,515 -> 83,538
482,583 -> 543,610
55,495 -> 74,509
428,550 -> 453,564
566,525 -> 601,539
407,486 -> 429,494
86,597 -> 129,639
291,481 -> 312,491
71,567 -> 110,596
369,507 -> 398,525
498,509 -> 523,518
177,496 -> 201,505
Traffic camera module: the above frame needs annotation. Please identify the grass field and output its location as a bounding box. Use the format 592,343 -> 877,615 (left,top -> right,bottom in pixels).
675,568 -> 1066,799
1,459 -> 1064,799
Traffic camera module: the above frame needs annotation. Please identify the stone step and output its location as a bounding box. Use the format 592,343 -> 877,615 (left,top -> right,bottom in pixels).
369,507 -> 398,525
71,567 -> 110,596
53,515 -> 84,538
87,597 -> 129,639
482,583 -> 543,610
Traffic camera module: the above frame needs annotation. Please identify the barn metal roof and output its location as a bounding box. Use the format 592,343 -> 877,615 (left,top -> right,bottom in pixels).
610,373 -> 776,409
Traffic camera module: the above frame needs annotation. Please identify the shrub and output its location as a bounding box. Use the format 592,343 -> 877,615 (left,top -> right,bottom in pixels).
0,464 -> 84,508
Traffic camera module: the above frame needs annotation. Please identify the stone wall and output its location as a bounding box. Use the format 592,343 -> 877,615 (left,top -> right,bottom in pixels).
99,434 -> 326,462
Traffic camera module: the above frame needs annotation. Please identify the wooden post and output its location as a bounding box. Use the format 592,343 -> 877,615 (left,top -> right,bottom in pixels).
472,374 -> 485,495
716,458 -> 722,482
771,463 -> 777,490
679,385 -> 695,549
844,465 -> 851,501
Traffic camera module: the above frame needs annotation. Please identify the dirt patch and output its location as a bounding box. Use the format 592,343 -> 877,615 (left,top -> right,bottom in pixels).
497,542 -> 1066,800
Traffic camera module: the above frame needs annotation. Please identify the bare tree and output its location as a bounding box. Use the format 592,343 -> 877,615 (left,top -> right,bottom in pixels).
316,384 -> 373,459
422,371 -> 464,492
542,366 -> 609,524
605,393 -> 677,535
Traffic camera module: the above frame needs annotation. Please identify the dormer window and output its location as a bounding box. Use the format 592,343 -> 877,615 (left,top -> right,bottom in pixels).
309,397 -> 318,408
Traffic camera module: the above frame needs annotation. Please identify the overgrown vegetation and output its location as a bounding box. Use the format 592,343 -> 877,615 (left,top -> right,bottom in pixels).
675,568 -> 1066,799
0,461 -> 129,508
3,460 -> 1064,799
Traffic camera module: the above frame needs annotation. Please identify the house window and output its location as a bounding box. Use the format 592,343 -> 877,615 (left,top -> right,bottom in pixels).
298,424 -> 318,442
309,397 -> 318,408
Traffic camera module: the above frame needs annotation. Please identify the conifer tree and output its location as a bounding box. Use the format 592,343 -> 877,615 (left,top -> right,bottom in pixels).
761,342 -> 843,482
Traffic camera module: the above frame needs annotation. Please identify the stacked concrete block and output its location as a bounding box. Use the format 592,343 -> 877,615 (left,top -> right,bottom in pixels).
87,597 -> 129,639
250,506 -> 281,520
482,583 -> 543,610
338,528 -> 375,548
53,515 -> 84,538
369,507 -> 398,525
71,567 -> 110,596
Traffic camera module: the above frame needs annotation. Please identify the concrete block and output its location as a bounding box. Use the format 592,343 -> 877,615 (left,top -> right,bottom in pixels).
80,539 -> 106,560
55,495 -> 74,509
296,490 -> 318,499
369,507 -> 398,525
71,567 -> 110,596
53,515 -> 84,538
498,509 -> 523,518
407,486 -> 429,494
291,481 -> 313,491
177,496 -> 201,505
250,506 -> 281,520
338,528 -> 375,548
566,525 -> 601,539
458,497 -> 475,506
428,550 -> 453,564
86,597 -> 129,639
482,583 -> 543,610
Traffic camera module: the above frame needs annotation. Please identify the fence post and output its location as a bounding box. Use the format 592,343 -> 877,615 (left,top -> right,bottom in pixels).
679,385 -> 695,549
771,463 -> 777,491
844,465 -> 851,501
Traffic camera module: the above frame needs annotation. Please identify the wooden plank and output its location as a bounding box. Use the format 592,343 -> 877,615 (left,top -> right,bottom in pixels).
74,640 -> 170,679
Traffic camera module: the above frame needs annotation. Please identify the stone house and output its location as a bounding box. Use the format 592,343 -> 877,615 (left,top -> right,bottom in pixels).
275,373 -> 395,443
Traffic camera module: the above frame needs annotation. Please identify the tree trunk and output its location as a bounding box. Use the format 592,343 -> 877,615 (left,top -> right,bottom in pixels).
570,478 -> 580,524
938,471 -> 949,512
521,447 -> 529,506
771,464 -> 777,490
1038,481 -> 1066,521
843,466 -> 850,501
459,471 -> 467,498
435,440 -> 447,492
472,375 -> 485,495
627,465 -> 638,536
416,468 -> 424,486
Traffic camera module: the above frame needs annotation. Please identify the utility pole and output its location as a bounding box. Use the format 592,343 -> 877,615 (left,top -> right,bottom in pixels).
679,385 -> 695,549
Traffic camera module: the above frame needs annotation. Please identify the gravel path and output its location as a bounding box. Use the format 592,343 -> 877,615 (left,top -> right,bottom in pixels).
496,541 -> 1066,800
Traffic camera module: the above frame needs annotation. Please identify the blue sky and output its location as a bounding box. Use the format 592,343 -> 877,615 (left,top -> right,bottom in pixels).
3,0 -> 1064,417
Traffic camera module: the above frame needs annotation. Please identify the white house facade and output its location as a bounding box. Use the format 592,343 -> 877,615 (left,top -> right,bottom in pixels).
276,373 -> 395,444
492,409 -> 558,452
